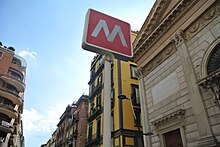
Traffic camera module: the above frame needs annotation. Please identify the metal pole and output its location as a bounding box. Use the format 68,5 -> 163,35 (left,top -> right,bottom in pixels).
103,54 -> 112,147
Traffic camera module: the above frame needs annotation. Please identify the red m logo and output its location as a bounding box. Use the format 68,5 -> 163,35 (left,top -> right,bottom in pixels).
82,9 -> 132,61
91,19 -> 128,48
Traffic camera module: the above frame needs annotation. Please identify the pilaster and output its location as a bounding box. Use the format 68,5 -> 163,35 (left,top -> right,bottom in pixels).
136,67 -> 151,147
173,31 -> 219,146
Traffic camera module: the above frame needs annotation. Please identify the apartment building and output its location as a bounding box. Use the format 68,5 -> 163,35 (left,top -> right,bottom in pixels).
86,31 -> 143,147
0,43 -> 26,147
133,0 -> 220,146
45,94 -> 88,147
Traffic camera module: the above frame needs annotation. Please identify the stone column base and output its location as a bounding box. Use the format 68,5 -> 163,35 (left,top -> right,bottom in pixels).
197,135 -> 220,147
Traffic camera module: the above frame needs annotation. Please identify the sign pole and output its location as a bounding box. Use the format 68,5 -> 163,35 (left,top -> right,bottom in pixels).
82,9 -> 133,147
103,54 -> 112,147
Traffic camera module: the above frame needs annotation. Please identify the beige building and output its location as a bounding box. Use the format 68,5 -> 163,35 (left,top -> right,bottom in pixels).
133,0 -> 220,146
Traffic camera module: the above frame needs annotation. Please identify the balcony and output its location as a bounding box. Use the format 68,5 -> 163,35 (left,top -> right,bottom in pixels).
12,54 -> 27,69
0,87 -> 22,105
0,102 -> 17,118
87,106 -> 102,122
0,74 -> 25,92
86,133 -> 102,146
89,84 -> 102,101
0,120 -> 14,134
88,63 -> 104,85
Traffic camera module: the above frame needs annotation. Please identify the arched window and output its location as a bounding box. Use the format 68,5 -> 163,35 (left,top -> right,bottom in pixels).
199,42 -> 220,110
207,43 -> 220,75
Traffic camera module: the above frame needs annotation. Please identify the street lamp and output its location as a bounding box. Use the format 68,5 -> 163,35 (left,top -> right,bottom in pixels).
118,94 -> 153,147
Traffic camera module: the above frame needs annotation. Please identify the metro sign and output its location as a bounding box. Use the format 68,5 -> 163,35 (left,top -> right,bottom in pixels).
82,9 -> 133,61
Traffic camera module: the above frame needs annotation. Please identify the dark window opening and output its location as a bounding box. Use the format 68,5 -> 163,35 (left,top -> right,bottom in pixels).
131,84 -> 140,105
12,57 -> 21,66
96,95 -> 101,107
130,64 -> 138,79
96,119 -> 101,139
8,69 -> 23,81
134,110 -> 141,126
5,83 -> 18,94
88,123 -> 93,142
207,43 -> 220,75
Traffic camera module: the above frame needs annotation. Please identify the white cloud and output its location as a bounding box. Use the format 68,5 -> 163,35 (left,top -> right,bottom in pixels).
17,48 -> 37,59
22,103 -> 68,133
22,108 -> 42,132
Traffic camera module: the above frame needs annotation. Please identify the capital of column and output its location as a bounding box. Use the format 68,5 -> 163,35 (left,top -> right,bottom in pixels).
135,67 -> 144,79
171,30 -> 186,47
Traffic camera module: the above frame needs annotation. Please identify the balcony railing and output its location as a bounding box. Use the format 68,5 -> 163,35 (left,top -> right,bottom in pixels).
88,64 -> 104,85
89,84 -> 102,100
87,105 -> 102,122
86,133 -> 102,146
0,87 -> 21,105
0,74 -> 25,92
0,87 -> 19,97
0,120 -> 14,133
13,54 -> 27,68
0,102 -> 15,112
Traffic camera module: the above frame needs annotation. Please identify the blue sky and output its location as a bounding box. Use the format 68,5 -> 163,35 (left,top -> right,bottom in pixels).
0,0 -> 155,146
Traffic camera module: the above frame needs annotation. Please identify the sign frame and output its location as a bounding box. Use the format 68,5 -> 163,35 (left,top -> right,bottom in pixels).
82,9 -> 133,61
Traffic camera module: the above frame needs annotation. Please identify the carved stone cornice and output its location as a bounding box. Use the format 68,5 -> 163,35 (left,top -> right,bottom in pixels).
133,0 -> 171,48
133,0 -> 197,62
142,43 -> 176,76
151,109 -> 185,126
184,0 -> 220,41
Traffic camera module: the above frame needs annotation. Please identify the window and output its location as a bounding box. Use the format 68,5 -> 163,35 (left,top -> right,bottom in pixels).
131,84 -> 140,105
91,68 -> 95,78
111,88 -> 115,99
12,57 -> 21,66
8,69 -> 23,81
96,94 -> 101,108
5,84 -> 18,94
88,123 -> 93,142
111,66 -> 114,85
111,88 -> 115,108
111,112 -> 114,132
207,43 -> 220,75
90,102 -> 94,114
0,96 -> 14,108
96,119 -> 101,139
99,56 -> 103,66
134,110 -> 141,126
91,82 -> 95,94
97,74 -> 102,86
130,65 -> 138,79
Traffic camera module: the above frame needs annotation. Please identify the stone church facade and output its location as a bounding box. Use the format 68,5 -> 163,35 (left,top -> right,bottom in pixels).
133,0 -> 220,146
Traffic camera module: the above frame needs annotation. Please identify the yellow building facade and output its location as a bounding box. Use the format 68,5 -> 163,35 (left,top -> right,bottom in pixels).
86,32 -> 143,147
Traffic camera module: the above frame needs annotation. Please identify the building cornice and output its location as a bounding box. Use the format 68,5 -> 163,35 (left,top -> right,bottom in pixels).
133,0 -> 197,62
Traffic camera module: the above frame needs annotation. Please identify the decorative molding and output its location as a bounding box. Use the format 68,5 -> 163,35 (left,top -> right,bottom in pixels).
135,67 -> 144,79
133,0 -> 197,61
184,1 -> 220,41
197,135 -> 220,147
142,43 -> 177,76
151,109 -> 185,126
172,30 -> 185,47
